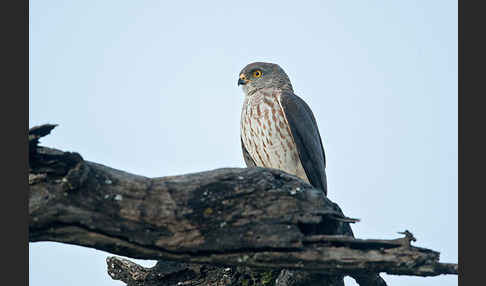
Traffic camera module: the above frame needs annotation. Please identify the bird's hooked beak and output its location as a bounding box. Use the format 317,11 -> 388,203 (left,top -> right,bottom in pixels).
238,74 -> 249,86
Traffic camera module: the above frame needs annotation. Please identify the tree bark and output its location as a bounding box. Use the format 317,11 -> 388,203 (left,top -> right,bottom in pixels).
29,124 -> 457,285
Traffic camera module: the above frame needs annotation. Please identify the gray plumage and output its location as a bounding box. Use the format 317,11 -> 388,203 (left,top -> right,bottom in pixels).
279,91 -> 327,193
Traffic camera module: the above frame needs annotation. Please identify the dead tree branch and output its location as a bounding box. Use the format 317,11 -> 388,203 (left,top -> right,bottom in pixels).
29,124 -> 457,285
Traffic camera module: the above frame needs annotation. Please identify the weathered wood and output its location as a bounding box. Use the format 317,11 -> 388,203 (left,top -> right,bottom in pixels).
29,124 -> 457,285
106,257 -> 349,286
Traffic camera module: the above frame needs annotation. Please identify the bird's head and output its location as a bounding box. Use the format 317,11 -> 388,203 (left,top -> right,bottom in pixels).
238,62 -> 293,96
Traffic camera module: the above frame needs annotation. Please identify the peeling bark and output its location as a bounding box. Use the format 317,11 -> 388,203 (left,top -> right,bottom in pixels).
29,124 -> 457,286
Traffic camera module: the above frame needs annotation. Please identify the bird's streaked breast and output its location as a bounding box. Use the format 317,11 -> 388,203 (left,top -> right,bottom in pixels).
240,88 -> 309,183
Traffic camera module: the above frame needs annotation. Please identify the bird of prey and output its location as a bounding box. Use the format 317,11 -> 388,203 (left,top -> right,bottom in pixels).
238,62 -> 328,195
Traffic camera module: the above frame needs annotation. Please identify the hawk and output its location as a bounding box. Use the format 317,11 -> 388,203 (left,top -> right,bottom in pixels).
238,62 -> 328,195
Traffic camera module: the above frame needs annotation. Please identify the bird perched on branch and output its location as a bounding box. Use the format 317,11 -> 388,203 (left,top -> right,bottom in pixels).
238,62 -> 328,195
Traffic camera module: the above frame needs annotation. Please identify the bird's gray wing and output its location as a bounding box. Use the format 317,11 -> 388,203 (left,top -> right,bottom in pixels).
280,92 -> 328,195
241,137 -> 257,167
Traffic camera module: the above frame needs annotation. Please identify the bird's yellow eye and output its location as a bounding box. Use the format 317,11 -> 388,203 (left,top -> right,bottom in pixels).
253,70 -> 262,78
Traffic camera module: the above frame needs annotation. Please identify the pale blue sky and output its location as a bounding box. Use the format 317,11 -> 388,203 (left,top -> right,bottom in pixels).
29,1 -> 457,285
